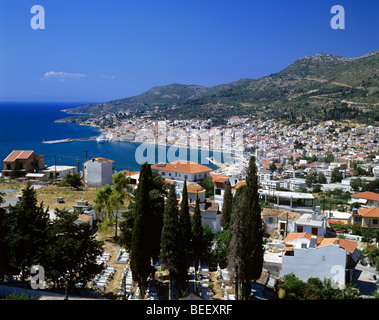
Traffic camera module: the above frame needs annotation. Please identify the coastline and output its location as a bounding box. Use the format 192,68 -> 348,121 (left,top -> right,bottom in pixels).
56,110 -> 248,170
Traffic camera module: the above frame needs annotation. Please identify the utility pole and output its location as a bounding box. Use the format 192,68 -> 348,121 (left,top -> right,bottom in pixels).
83,150 -> 89,187
53,154 -> 58,184
84,150 -> 89,162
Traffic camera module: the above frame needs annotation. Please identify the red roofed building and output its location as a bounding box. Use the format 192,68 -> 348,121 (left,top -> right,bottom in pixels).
2,150 -> 45,179
350,207 -> 379,229
151,160 -> 212,190
351,191 -> 379,207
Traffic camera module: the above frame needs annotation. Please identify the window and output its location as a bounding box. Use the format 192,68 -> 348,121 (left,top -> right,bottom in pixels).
215,189 -> 221,195
268,217 -> 274,224
297,225 -> 303,233
373,219 -> 378,225
6,164 -> 11,170
285,251 -> 294,256
161,172 -> 166,176
301,242 -> 307,249
311,227 -> 318,235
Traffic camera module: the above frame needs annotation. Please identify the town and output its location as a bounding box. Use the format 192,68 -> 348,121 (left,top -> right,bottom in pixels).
1,116 -> 379,301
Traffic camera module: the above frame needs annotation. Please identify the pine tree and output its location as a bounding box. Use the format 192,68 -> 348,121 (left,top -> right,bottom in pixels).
228,156 -> 263,300
46,209 -> 104,299
7,183 -> 49,283
192,194 -> 203,281
160,183 -> 187,299
220,180 -> 233,229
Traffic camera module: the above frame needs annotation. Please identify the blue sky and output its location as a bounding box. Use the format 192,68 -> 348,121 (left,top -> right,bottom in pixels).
0,0 -> 378,102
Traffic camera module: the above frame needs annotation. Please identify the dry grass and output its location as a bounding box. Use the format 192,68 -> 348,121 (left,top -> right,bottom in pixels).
0,181 -> 99,211
36,185 -> 98,211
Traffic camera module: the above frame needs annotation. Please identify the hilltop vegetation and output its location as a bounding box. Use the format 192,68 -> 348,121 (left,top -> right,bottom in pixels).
66,50 -> 379,125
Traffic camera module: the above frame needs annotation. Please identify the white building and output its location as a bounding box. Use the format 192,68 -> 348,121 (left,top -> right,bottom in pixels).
259,190 -> 315,214
294,213 -> 328,236
212,174 -> 246,212
40,165 -> 77,180
184,182 -> 221,233
84,157 -> 114,188
373,166 -> 379,178
281,233 -> 361,286
151,160 -> 213,191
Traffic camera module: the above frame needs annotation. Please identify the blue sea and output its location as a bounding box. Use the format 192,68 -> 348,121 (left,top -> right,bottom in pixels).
0,102 -> 220,172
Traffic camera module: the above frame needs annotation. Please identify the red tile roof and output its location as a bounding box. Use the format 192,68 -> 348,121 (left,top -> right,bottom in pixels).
283,232 -> 358,254
357,207 -> 379,218
4,150 -> 34,162
351,192 -> 379,201
151,160 -> 212,174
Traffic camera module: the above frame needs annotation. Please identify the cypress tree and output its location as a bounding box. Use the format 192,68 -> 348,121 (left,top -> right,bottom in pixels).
160,183 -> 187,299
0,193 -> 11,278
228,156 -> 263,300
220,180 -> 233,229
179,179 -> 191,255
191,194 -> 203,281
130,162 -> 154,298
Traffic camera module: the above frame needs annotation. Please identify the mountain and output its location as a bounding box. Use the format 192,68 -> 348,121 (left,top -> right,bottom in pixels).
65,50 -> 379,124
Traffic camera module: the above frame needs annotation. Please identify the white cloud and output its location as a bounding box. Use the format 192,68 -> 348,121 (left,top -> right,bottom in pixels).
40,71 -> 87,81
100,74 -> 116,79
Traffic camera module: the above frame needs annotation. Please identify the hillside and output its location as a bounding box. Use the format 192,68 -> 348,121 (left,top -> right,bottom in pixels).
65,50 -> 379,125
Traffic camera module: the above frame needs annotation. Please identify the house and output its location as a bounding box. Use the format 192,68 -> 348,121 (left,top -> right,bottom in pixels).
151,160 -> 213,190
40,165 -> 77,180
188,198 -> 220,233
281,232 -> 361,286
261,208 -> 301,238
373,166 -> 379,178
261,208 -> 326,238
119,170 -> 140,187
212,174 -> 230,210
350,191 -> 379,207
185,182 -> 206,204
25,172 -> 48,184
83,157 -> 114,188
2,150 -> 45,179
350,207 -> 379,229
259,190 -> 315,214
294,213 -> 328,236
212,174 -> 246,211
184,182 -> 221,233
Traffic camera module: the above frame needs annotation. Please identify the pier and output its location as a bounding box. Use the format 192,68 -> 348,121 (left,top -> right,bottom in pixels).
42,137 -> 96,144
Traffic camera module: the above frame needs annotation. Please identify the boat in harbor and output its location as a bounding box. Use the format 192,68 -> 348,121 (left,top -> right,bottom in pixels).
96,135 -> 107,144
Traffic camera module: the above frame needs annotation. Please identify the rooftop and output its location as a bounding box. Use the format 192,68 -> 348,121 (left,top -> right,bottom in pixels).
259,189 -> 315,199
357,207 -> 379,218
283,232 -> 358,254
151,160 -> 213,174
4,150 -> 35,162
351,191 -> 379,201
